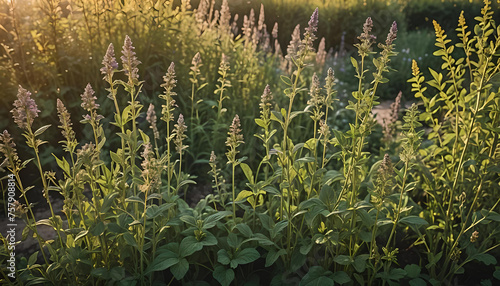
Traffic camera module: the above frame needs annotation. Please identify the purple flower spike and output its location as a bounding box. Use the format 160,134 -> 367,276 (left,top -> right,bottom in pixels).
386,21 -> 398,46
306,8 -> 319,34
80,83 -> 99,112
11,85 -> 40,130
121,35 -> 141,81
101,43 -> 118,78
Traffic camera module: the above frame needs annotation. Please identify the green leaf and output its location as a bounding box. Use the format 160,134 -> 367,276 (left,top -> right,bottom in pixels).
235,223 -> 253,238
350,57 -> 359,71
34,124 -> 51,137
332,271 -> 351,284
180,236 -> 204,257
290,249 -> 306,272
271,220 -> 288,239
472,253 -> 497,266
125,196 -> 144,205
493,269 -> 500,280
144,253 -> 179,274
217,249 -> 231,265
240,163 -> 254,185
232,248 -> 260,268
204,211 -> 231,229
107,223 -> 126,234
171,258 -> 189,280
213,266 -> 234,286
426,251 -> 442,269
109,266 -> 125,281
91,268 -> 110,279
410,278 -> 427,286
266,248 -> 286,267
101,192 -> 119,213
480,209 -> 500,222
28,251 -> 39,266
52,155 -> 70,176
405,264 -> 421,278
300,266 -> 334,286
110,151 -> 122,165
399,216 -> 428,228
334,255 -> 353,265
353,254 -> 369,273
90,221 -> 106,236
235,190 -> 253,202
75,230 -> 88,242
122,232 -> 138,249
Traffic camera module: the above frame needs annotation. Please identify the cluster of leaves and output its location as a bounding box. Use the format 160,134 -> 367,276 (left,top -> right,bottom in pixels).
0,1 -> 499,286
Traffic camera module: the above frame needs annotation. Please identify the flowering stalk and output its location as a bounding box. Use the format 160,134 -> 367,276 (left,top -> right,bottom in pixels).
0,129 -> 49,265
11,85 -> 65,250
215,53 -> 231,120
321,68 -> 337,168
208,151 -> 225,209
120,35 -> 143,196
278,8 -> 319,222
173,114 -> 188,197
254,84 -> 275,180
56,98 -> 80,229
189,52 -> 204,121
226,115 -> 244,223
337,19 -> 398,209
160,62 -> 177,195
